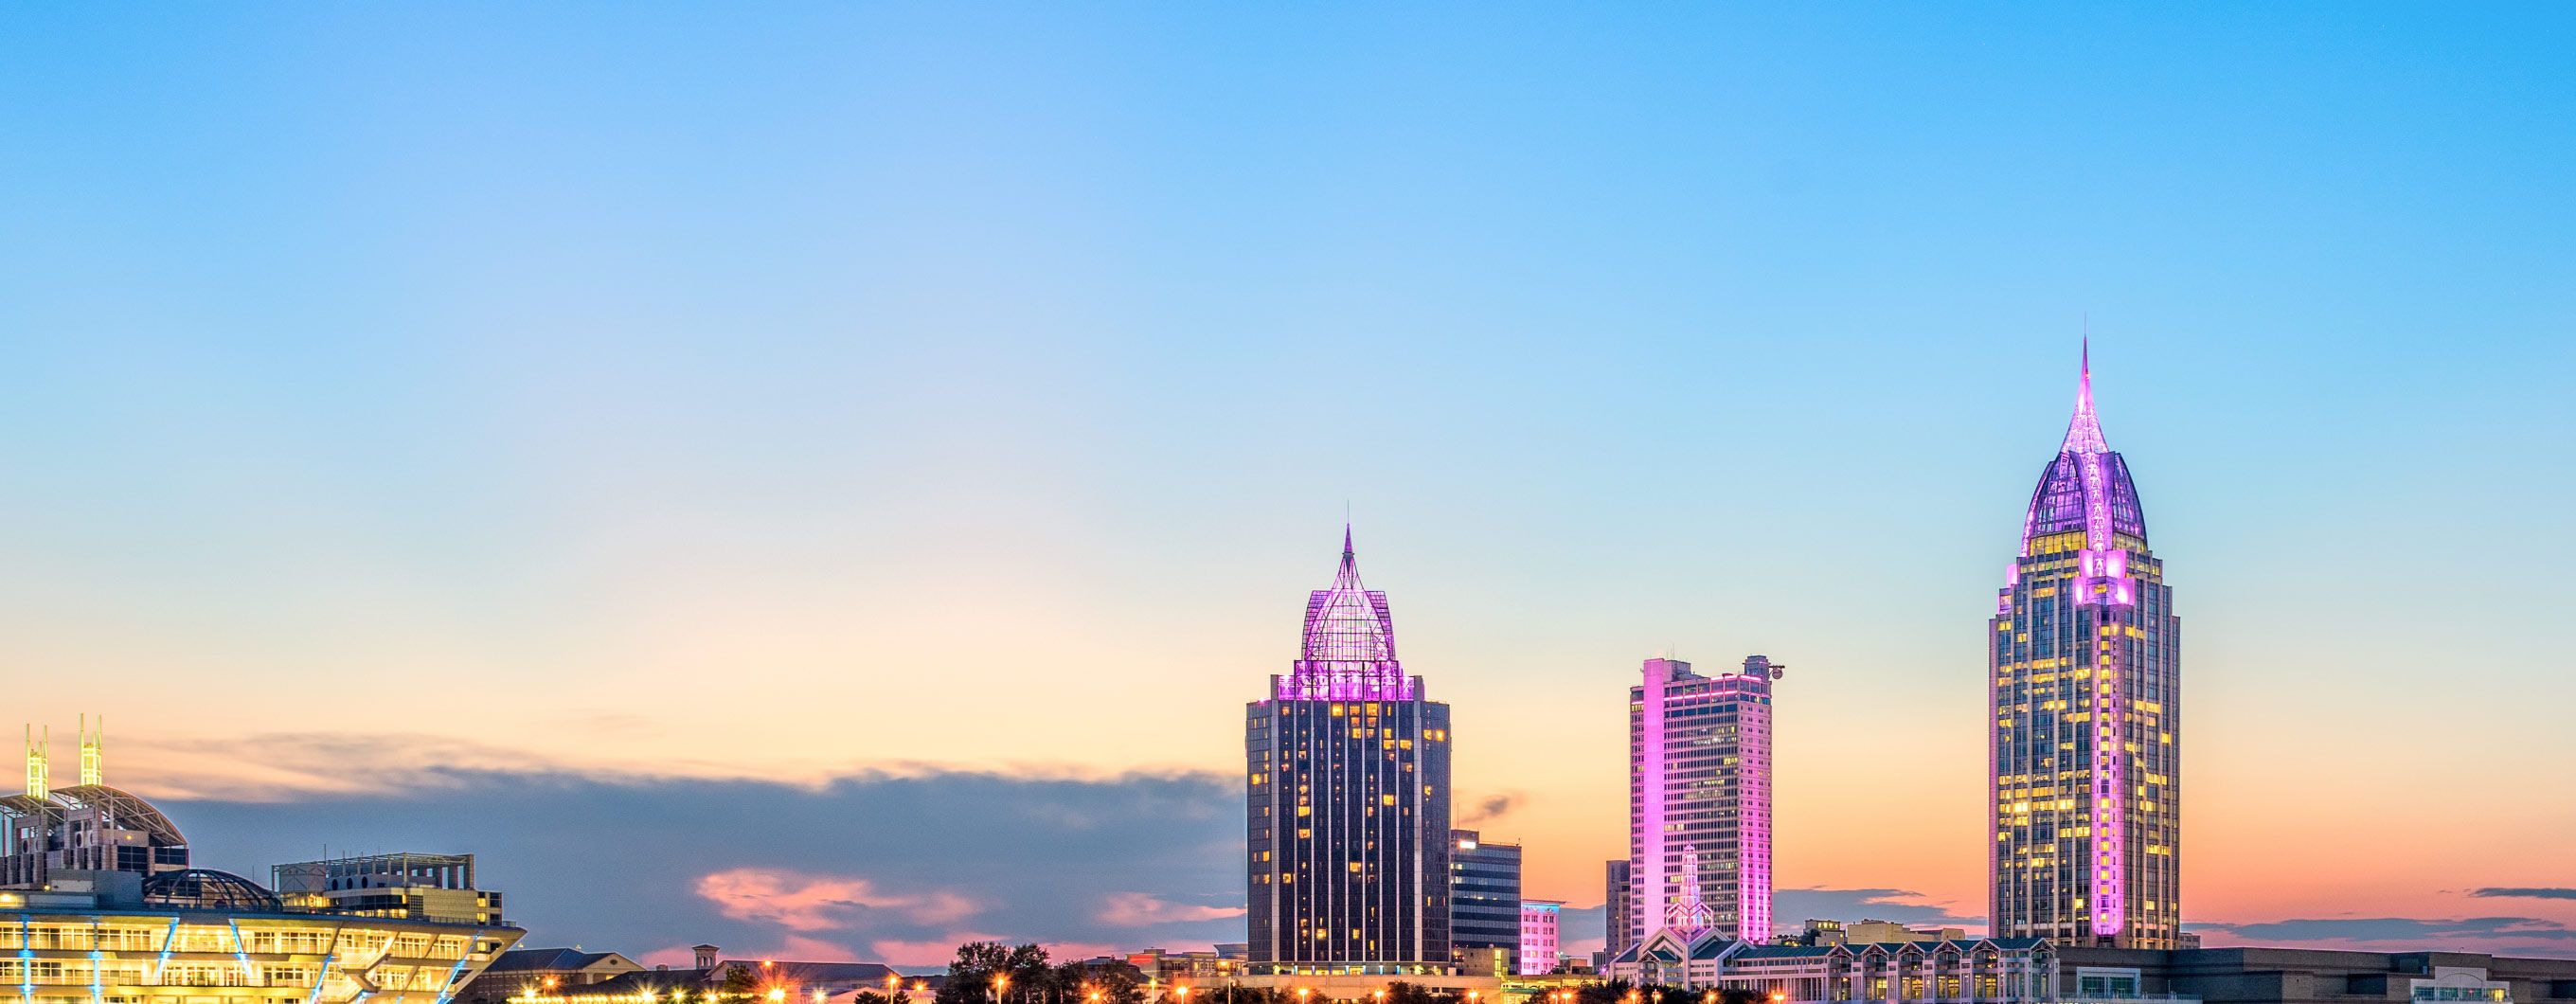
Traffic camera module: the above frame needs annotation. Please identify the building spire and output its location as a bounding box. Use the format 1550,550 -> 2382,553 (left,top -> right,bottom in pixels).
80,714 -> 101,787
2061,337 -> 2108,454
24,726 -> 46,799
1335,523 -> 1359,585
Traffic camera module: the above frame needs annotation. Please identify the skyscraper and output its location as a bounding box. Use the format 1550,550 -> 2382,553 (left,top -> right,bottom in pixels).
1246,529 -> 1455,976
1626,655 -> 1778,950
1989,346 -> 2182,949
1448,830 -> 1522,975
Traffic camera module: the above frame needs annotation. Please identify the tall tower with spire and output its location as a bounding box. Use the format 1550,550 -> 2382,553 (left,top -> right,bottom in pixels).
1989,344 -> 2182,949
1246,528 -> 1455,975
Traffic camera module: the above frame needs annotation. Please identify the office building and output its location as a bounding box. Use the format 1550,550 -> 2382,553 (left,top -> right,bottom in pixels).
1450,830 -> 1522,976
1246,529 -> 1455,976
1519,901 -> 1562,977
1990,346 -> 2183,949
0,724 -> 521,1004
1627,655 -> 1780,950
1604,859 -> 1634,959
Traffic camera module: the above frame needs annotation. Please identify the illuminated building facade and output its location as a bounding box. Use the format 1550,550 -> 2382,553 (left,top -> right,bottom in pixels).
0,724 -> 519,1004
1448,830 -> 1522,976
1518,901 -> 1561,977
1627,656 -> 1778,951
1990,347 -> 2182,949
1246,529 -> 1454,976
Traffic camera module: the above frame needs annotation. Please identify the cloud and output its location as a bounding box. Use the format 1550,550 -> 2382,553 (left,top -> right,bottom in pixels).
2192,916 -> 2576,946
161,767 -> 1246,967
1774,887 -> 1984,934
698,869 -> 977,930
2471,887 -> 2576,902
1460,793 -> 1524,827
1097,892 -> 1245,926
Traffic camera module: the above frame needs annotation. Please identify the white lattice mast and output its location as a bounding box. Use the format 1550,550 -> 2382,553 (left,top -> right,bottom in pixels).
80,715 -> 101,787
24,726 -> 47,798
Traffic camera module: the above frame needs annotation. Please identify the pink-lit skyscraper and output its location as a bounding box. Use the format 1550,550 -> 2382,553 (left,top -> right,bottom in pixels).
1989,346 -> 2182,949
1246,529 -> 1454,974
1627,654 -> 1777,949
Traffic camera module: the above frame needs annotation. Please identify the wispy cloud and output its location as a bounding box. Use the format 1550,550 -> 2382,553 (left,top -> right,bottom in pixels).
1097,892 -> 1245,926
2470,887 -> 2576,902
2193,916 -> 2576,945
1460,793 -> 1525,827
698,869 -> 976,930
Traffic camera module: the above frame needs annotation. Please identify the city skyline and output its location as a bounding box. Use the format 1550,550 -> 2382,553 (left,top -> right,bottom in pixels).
3,1 -> 2572,972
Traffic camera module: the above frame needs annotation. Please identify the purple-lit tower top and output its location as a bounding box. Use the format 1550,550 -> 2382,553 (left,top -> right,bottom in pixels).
2018,342 -> 2149,556
1275,528 -> 1418,702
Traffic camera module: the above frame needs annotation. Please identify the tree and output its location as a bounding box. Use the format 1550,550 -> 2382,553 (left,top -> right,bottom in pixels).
937,943 -> 1054,1004
852,992 -> 913,1004
714,965 -> 762,1004
1050,959 -> 1147,1004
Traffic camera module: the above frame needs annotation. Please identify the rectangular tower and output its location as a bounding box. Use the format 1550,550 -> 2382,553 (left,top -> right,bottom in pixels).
1989,349 -> 2182,949
1627,655 -> 1777,948
1246,530 -> 1454,974
1448,830 -> 1522,975
1602,859 -> 1633,959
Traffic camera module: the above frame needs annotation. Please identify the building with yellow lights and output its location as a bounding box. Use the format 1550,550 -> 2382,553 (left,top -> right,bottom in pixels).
0,722 -> 523,1004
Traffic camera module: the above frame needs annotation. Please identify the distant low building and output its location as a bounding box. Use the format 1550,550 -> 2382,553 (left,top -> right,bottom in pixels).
1778,919 -> 1967,948
1126,948 -> 1243,988
456,950 -> 646,1004
506,948 -> 912,1004
274,852 -> 505,925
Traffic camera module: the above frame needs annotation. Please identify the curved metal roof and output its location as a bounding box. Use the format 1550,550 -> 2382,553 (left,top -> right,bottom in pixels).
141,869 -> 280,910
48,784 -> 188,845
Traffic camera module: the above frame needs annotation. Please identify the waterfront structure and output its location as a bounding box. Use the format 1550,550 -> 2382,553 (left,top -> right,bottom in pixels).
1245,529 -> 1455,976
1990,347 -> 2183,949
1626,656 -> 1780,951
0,729 -> 519,1004
275,852 -> 503,925
1604,860 -> 1634,960
1450,830 -> 1523,976
1518,901 -> 1562,977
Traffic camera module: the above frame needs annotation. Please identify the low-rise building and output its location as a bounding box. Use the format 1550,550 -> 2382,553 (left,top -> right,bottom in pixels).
1519,903 -> 1562,977
1602,936 -> 2576,1004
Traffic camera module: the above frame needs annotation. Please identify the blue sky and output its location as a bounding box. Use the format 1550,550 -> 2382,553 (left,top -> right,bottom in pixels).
3,1 -> 2572,964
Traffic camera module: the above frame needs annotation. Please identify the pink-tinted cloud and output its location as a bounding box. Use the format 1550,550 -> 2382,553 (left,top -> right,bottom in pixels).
698,868 -> 976,930
1096,892 -> 1245,926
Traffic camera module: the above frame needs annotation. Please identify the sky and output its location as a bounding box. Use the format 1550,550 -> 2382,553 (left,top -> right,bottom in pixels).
4,0 -> 2575,968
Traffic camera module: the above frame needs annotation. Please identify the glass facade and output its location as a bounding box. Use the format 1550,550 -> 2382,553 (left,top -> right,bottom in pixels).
1989,350 -> 2182,949
1448,831 -> 1521,975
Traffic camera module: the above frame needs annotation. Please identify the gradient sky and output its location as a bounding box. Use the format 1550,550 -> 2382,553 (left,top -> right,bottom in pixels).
4,1 -> 2574,965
